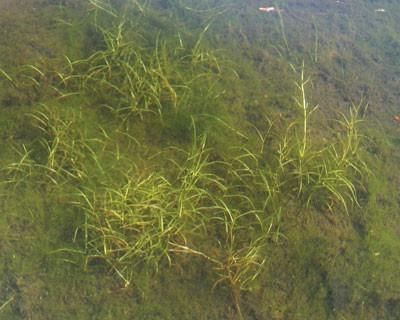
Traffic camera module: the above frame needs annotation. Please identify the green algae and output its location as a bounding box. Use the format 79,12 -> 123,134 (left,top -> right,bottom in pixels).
0,1 -> 400,319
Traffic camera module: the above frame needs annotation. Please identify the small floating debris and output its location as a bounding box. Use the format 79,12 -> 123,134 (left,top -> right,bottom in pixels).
259,6 -> 278,13
375,8 -> 385,12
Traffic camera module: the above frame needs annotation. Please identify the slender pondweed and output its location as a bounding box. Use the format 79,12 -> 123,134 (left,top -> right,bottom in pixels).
0,2 -> 378,319
0,67 -> 15,86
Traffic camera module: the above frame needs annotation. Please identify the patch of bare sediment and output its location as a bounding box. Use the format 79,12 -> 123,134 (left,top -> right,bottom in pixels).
0,0 -> 14,10
0,0 -> 74,69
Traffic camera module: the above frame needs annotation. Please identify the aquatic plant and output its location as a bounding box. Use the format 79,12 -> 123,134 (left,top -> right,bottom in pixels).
2,48 -> 368,320
30,104 -> 90,183
54,3 -> 224,124
276,64 -> 368,214
0,1 -> 382,319
3,145 -> 35,190
0,67 -> 14,85
72,134 -> 222,286
209,196 -> 266,320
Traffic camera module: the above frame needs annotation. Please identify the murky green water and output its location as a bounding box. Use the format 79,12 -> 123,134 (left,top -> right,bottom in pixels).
0,1 -> 399,319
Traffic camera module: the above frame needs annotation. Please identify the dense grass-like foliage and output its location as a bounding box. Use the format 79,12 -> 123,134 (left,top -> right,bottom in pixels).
1,0 -> 400,319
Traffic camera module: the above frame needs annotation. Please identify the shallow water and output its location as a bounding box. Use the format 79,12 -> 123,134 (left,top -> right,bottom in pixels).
0,1 -> 400,319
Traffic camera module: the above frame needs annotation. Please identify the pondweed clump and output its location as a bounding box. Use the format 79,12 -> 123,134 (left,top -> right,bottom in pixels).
73,136 -> 223,285
69,134 -> 271,319
264,64 -> 369,215
53,5 -> 225,122
3,63 -> 368,319
1,3 -> 371,319
30,104 -> 89,182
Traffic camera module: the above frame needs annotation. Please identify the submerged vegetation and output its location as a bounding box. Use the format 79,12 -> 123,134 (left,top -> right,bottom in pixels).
1,0 -> 400,319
